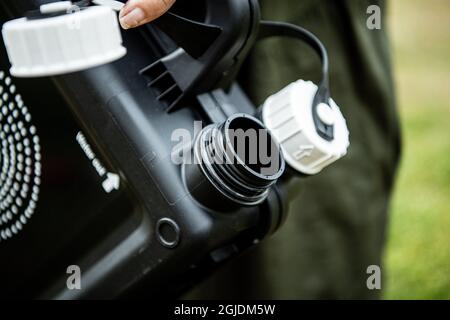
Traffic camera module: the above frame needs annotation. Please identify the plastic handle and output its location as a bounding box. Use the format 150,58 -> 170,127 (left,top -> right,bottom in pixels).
154,12 -> 222,59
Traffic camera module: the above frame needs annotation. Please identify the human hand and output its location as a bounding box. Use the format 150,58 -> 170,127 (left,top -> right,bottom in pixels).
119,0 -> 176,29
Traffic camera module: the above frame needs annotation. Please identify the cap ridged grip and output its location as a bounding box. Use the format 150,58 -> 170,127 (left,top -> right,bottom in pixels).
2,5 -> 126,77
262,80 -> 350,175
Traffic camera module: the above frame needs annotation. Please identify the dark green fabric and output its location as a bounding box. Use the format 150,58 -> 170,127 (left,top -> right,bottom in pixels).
186,0 -> 401,299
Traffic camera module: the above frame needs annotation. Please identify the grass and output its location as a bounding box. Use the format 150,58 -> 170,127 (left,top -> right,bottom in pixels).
385,0 -> 450,299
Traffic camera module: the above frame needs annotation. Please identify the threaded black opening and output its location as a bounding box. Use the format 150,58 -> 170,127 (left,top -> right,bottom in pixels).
194,114 -> 285,206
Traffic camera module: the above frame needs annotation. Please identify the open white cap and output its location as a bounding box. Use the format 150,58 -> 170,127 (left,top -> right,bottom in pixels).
262,80 -> 350,175
2,3 -> 126,78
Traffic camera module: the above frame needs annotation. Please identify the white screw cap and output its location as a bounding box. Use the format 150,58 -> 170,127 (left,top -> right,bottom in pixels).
1,5 -> 126,78
262,80 -> 350,175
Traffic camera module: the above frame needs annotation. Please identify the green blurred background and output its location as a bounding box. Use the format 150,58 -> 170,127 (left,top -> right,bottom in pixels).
385,0 -> 450,299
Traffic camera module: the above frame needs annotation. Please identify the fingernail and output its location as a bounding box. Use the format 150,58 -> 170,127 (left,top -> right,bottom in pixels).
119,7 -> 145,29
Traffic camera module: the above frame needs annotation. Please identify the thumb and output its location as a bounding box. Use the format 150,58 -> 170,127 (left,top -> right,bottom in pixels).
119,0 -> 176,29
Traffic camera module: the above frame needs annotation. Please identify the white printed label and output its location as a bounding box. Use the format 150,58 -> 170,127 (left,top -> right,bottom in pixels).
76,131 -> 120,193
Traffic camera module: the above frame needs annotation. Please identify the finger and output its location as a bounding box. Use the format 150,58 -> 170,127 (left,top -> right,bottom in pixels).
119,0 -> 176,29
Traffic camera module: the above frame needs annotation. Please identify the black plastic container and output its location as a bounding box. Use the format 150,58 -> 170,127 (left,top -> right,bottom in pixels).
0,0 -> 289,299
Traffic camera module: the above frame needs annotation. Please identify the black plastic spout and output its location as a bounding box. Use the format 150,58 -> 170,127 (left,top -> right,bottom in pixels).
184,114 -> 285,211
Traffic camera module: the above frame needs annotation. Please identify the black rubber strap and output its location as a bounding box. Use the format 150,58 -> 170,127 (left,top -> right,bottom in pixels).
258,21 -> 334,141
